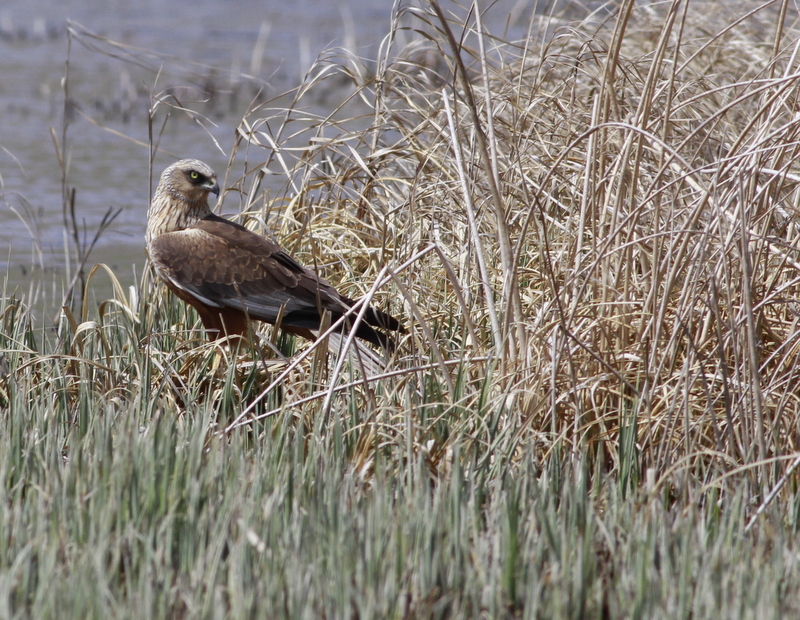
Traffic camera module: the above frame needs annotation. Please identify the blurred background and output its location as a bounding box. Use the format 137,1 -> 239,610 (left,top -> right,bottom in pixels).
0,0 -> 575,304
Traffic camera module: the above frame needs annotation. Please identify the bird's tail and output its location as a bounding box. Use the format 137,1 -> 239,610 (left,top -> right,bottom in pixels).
340,296 -> 406,352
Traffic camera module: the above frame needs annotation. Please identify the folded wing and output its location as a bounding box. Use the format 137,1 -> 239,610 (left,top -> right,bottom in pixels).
148,213 -> 402,348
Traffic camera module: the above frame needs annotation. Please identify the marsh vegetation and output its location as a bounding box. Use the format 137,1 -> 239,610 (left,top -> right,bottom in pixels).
4,0 -> 800,617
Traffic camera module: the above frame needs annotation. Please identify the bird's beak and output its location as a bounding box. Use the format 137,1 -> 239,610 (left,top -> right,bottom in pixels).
209,182 -> 220,197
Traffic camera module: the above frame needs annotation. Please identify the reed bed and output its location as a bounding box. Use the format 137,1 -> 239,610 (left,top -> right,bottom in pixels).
4,0 -> 800,617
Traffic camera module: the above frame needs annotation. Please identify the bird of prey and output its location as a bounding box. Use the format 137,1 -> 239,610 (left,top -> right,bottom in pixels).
146,159 -> 404,351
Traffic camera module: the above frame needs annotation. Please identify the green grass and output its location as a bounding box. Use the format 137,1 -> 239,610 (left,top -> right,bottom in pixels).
3,350 -> 800,618
5,0 -> 800,617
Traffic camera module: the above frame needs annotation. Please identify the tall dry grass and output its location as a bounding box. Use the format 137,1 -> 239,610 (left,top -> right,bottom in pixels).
209,0 -> 800,494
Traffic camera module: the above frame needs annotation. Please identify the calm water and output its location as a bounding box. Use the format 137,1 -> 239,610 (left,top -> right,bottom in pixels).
0,0 -> 547,300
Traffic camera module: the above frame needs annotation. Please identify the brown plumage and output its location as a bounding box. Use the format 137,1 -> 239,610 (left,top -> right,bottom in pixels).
146,159 -> 404,351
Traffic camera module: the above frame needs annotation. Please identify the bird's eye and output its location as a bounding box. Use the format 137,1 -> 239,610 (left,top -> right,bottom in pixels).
190,171 -> 200,180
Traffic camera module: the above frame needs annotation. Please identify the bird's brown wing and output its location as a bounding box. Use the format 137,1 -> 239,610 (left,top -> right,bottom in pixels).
148,213 -> 348,328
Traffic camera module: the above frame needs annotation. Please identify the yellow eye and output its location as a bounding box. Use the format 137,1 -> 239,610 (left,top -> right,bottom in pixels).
190,171 -> 200,180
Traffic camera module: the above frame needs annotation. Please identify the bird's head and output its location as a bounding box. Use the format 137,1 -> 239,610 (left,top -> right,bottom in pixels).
159,159 -> 220,204
147,159 -> 221,239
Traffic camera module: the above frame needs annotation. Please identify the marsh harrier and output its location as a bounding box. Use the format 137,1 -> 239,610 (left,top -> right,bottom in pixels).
145,159 -> 404,351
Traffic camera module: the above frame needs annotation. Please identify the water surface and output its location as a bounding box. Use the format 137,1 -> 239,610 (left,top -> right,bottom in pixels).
0,0 -> 548,303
